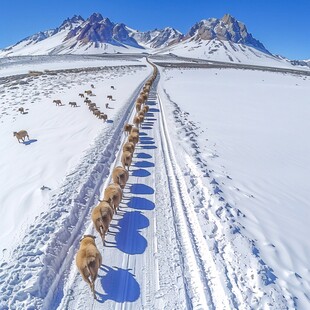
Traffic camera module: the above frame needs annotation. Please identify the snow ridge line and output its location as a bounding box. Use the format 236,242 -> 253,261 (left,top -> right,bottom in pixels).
158,86 -> 296,309
157,91 -> 219,309
0,72 -> 150,310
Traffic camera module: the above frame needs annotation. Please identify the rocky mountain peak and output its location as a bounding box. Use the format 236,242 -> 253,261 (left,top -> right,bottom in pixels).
221,14 -> 235,25
185,14 -> 270,54
1,12 -> 274,57
58,15 -> 85,32
88,13 -> 104,24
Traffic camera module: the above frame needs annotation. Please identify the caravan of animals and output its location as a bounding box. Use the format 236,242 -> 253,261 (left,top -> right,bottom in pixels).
11,60 -> 157,299
71,61 -> 157,299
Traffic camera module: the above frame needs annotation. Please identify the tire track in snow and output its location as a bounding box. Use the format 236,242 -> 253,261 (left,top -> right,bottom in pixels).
157,90 -> 231,309
157,81 -> 296,309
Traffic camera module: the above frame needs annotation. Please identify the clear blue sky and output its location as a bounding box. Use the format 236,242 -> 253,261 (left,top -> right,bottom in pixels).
1,0 -> 309,59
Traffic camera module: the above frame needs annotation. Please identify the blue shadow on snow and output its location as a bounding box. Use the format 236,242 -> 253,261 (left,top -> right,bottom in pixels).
140,140 -> 155,145
134,160 -> 155,168
130,183 -> 154,195
97,266 -> 140,303
127,196 -> 155,211
131,169 -> 151,177
115,211 -> 149,254
139,137 -> 153,141
23,139 -> 38,145
251,242 -> 277,285
140,145 -> 157,150
135,152 -> 152,159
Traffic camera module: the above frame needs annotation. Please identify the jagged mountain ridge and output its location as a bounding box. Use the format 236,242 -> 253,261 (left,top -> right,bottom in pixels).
0,13 -> 183,55
185,14 -> 269,54
63,13 -> 141,48
129,27 -> 184,48
0,12 -> 285,62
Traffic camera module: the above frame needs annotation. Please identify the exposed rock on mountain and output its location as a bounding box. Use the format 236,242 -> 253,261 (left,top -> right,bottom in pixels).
185,14 -> 270,54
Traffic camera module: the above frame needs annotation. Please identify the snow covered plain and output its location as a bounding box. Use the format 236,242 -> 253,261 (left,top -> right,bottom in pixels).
157,64 -> 310,309
0,54 -> 310,309
0,54 -> 146,77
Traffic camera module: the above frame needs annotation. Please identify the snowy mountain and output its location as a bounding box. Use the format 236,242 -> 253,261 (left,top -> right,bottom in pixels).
0,13 -> 144,56
290,59 -> 310,68
184,14 -> 269,54
157,38 -> 295,67
1,15 -> 85,55
64,13 -> 141,48
129,27 -> 184,48
0,12 -> 307,68
156,14 -> 301,68
0,13 -> 183,56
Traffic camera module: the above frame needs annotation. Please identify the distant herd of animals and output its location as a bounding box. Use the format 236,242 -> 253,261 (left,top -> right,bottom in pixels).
76,62 -> 158,299
13,84 -> 116,143
52,84 -> 114,122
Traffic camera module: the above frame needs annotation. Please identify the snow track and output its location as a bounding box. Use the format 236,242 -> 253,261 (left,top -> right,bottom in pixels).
158,94 -> 220,309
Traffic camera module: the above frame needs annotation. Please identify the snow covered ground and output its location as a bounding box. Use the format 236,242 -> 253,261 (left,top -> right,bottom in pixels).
0,54 -> 145,78
0,58 -> 150,254
157,39 -> 303,70
0,55 -> 310,309
157,66 -> 310,309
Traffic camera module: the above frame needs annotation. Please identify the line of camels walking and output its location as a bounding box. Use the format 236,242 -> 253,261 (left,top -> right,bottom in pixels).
76,61 -> 158,299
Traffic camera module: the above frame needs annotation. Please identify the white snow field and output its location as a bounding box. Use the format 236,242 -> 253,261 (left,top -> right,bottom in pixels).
0,55 -> 309,310
157,65 -> 310,309
0,54 -> 145,78
157,38 -> 301,70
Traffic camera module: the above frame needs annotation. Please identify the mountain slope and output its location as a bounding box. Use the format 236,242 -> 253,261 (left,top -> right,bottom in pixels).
0,12 -> 307,69
157,38 -> 296,68
156,14 -> 299,68
185,14 -> 269,54
129,27 -> 184,48
0,13 -> 145,56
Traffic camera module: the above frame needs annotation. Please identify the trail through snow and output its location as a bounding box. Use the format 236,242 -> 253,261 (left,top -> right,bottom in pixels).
0,58 -> 306,309
56,65 -> 295,309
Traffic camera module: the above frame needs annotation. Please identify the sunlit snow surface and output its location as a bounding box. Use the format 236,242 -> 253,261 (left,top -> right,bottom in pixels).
0,54 -> 309,309
158,65 -> 310,309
